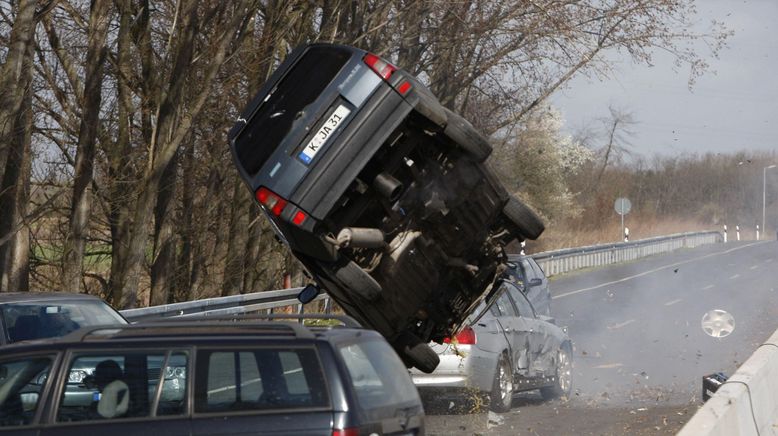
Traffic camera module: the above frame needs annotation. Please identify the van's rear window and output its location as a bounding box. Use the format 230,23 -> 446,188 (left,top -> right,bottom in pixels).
235,46 -> 352,176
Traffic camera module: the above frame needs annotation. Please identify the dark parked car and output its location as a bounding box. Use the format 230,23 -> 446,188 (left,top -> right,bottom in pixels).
0,292 -> 127,346
228,43 -> 544,372
505,255 -> 551,317
0,315 -> 425,436
411,279 -> 571,412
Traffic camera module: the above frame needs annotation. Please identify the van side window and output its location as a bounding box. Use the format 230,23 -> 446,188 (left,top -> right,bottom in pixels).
0,355 -> 54,427
194,348 -> 328,413
56,351 -> 187,422
338,340 -> 420,415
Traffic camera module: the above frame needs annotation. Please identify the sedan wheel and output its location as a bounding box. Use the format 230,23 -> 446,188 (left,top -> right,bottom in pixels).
489,354 -> 513,412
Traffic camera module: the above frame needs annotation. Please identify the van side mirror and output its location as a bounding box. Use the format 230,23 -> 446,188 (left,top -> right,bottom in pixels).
297,284 -> 321,304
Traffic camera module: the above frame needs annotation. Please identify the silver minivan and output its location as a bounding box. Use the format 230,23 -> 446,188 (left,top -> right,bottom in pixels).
411,280 -> 572,412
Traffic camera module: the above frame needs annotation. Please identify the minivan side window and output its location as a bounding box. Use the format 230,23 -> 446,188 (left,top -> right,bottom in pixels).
338,340 -> 420,416
55,351 -> 188,422
0,355 -> 54,427
194,348 -> 328,414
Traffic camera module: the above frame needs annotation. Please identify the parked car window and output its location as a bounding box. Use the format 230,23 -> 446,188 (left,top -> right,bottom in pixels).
494,289 -> 518,317
194,348 -> 328,414
338,340 -> 419,414
528,258 -> 546,277
56,351 -> 186,422
0,355 -> 53,427
507,285 -> 536,318
2,300 -> 125,343
156,352 -> 188,416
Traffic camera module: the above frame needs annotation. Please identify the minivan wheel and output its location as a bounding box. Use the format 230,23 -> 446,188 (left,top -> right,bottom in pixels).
397,332 -> 440,373
502,195 -> 545,240
443,110 -> 492,162
489,354 -> 513,412
540,342 -> 573,400
332,259 -> 381,301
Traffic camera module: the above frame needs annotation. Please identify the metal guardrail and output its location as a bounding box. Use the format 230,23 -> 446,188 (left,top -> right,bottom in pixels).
532,231 -> 723,276
121,231 -> 723,321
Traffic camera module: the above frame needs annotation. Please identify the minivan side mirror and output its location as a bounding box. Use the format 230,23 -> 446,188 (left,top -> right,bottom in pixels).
528,278 -> 543,287
297,284 -> 321,304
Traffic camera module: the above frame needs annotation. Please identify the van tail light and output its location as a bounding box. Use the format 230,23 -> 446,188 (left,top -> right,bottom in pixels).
256,187 -> 288,216
292,210 -> 307,226
332,429 -> 359,436
443,326 -> 477,345
364,53 -> 396,80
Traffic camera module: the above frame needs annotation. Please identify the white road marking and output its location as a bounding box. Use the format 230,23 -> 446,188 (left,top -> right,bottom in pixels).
765,258 -> 774,263
702,284 -> 715,290
729,274 -> 740,279
607,319 -> 635,330
553,242 -> 766,299
664,298 -> 682,306
749,265 -> 759,270
593,363 -> 623,369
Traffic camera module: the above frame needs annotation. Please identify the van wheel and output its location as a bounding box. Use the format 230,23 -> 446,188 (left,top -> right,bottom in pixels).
332,259 -> 381,301
540,342 -> 573,400
397,332 -> 440,373
489,354 -> 513,412
443,110 -> 492,162
503,196 -> 545,240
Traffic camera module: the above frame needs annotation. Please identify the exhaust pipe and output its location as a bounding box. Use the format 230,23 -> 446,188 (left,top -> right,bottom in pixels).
336,227 -> 386,249
373,172 -> 403,202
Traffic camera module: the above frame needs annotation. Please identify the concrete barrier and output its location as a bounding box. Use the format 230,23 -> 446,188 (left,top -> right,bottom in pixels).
678,328 -> 778,436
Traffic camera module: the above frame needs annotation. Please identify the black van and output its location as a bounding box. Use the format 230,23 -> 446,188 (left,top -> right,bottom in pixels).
0,316 -> 424,435
228,43 -> 544,372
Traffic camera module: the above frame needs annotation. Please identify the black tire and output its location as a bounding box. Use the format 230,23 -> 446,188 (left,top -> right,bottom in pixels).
333,259 -> 382,301
503,195 -> 545,240
413,89 -> 447,128
489,353 -> 513,413
540,342 -> 573,400
443,110 -> 492,162
396,332 -> 440,373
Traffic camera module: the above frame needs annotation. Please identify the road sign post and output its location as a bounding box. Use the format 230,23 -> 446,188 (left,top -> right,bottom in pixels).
614,197 -> 632,242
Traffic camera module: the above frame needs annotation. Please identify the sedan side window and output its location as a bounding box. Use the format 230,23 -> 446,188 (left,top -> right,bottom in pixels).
508,286 -> 537,319
0,356 -> 54,427
494,289 -> 518,317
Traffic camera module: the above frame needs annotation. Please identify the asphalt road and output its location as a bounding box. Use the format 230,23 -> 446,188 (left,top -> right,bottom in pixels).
425,240 -> 778,435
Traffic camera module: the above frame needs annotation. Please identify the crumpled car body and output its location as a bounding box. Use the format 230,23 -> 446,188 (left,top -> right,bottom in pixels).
411,279 -> 571,411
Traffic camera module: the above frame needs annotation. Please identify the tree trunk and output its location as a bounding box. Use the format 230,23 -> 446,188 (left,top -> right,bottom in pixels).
221,178 -> 249,296
149,151 -> 178,305
0,0 -> 38,183
174,141 -> 195,302
61,0 -> 113,291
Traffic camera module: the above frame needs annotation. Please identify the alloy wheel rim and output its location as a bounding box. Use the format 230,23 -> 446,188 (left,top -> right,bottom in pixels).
499,360 -> 512,405
558,348 -> 572,393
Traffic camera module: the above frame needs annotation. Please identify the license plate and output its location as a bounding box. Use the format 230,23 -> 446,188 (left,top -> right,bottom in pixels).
298,105 -> 351,164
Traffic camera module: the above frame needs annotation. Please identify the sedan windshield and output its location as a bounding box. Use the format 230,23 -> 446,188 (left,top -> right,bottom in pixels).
2,300 -> 126,343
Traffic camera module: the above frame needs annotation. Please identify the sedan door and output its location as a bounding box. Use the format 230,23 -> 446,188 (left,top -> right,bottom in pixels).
492,286 -> 534,377
504,286 -> 559,377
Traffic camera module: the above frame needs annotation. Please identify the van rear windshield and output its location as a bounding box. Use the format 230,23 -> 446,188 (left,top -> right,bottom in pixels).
235,46 -> 352,176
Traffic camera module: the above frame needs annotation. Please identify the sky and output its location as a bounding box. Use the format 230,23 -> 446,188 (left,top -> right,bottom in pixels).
552,0 -> 778,158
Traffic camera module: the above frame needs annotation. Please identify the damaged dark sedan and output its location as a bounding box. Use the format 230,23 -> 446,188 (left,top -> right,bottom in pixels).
228,43 -> 544,373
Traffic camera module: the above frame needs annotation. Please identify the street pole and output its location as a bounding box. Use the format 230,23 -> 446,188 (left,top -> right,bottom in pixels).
764,165 -> 777,240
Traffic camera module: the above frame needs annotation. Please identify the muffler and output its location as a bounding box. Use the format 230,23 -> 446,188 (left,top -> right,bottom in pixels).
373,172 -> 403,202
336,227 -> 386,249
